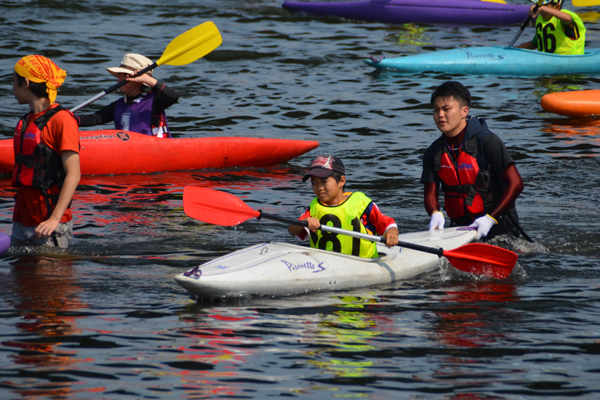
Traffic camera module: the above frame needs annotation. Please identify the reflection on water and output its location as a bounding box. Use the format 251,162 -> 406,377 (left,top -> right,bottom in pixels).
395,24 -> 433,47
306,295 -> 382,378
9,257 -> 84,335
433,282 -> 518,348
2,256 -> 99,398
0,167 -> 300,256
541,117 -> 600,158
174,312 -> 254,398
532,77 -> 585,99
544,117 -> 600,136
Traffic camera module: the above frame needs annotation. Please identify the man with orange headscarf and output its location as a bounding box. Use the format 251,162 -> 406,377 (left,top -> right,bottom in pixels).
11,55 -> 80,248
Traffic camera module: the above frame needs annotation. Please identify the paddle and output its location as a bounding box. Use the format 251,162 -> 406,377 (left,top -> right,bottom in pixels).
182,186 -> 518,279
572,0 -> 600,6
508,0 -> 542,48
71,21 -> 222,112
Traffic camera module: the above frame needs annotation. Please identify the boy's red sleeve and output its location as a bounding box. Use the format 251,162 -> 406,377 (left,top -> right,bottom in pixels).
363,203 -> 398,235
295,208 -> 311,241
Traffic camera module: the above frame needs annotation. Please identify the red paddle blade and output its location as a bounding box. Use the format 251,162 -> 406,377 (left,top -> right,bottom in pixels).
443,243 -> 518,279
183,186 -> 260,226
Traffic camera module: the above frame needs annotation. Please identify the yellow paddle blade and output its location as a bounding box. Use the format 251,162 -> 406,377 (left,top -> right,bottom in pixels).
572,0 -> 600,6
481,0 -> 506,3
157,21 -> 222,67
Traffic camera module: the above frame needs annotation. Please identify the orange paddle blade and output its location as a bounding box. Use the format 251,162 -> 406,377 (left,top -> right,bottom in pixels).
444,243 -> 518,279
183,186 -> 260,226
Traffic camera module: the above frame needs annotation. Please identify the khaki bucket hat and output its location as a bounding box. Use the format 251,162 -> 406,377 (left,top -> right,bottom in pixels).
106,53 -> 154,78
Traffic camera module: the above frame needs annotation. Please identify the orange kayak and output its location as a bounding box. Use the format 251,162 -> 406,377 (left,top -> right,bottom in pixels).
0,130 -> 319,176
541,90 -> 600,117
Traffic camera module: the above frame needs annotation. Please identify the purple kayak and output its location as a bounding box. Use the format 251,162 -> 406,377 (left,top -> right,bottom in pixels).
282,0 -> 530,25
0,233 -> 9,255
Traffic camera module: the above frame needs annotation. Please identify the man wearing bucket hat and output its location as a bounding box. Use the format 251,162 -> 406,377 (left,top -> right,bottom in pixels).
288,155 -> 399,258
516,0 -> 586,55
11,55 -> 81,248
76,53 -> 179,138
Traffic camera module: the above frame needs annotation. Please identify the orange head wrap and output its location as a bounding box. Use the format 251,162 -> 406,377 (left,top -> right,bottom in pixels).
14,55 -> 67,104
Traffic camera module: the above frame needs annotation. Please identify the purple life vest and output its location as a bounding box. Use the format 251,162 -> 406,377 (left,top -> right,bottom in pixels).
113,92 -> 171,137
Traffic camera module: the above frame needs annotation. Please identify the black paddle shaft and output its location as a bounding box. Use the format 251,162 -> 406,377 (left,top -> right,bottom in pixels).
509,4 -> 539,48
103,62 -> 159,94
257,211 -> 445,258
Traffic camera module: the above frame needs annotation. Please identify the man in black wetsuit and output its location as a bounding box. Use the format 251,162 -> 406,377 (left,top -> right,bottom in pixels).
420,81 -> 524,240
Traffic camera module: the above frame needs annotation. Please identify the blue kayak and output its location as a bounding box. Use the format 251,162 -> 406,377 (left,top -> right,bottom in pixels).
282,0 -> 530,25
365,46 -> 600,76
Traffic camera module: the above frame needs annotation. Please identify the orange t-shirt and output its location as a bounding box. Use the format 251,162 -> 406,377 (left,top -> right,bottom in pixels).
13,103 -> 80,227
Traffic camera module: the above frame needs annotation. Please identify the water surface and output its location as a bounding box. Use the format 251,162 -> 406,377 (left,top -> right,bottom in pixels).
0,1 -> 599,398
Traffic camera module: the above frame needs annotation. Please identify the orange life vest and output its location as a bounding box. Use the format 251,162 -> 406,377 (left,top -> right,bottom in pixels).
434,134 -> 491,220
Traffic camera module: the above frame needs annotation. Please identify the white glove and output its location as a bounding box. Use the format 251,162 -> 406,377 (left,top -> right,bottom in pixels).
468,214 -> 498,240
429,211 -> 445,232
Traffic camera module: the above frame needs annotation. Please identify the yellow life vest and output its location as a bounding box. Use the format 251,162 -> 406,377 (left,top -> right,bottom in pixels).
534,9 -> 585,55
308,192 -> 378,258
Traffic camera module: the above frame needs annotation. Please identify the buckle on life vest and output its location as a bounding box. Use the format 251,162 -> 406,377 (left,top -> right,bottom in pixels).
14,154 -> 34,169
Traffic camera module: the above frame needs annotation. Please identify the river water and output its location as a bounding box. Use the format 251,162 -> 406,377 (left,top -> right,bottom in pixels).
0,0 -> 599,398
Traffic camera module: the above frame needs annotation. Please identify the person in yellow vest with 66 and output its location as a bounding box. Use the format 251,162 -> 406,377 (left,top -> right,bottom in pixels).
517,0 -> 586,55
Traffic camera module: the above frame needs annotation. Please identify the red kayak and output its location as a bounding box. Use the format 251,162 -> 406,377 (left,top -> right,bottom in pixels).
0,130 -> 319,176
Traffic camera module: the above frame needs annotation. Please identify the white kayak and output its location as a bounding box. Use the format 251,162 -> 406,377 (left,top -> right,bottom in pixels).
174,227 -> 476,298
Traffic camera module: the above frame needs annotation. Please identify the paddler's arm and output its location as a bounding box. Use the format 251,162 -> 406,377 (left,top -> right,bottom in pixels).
289,208 -> 320,237
122,71 -> 178,110
288,224 -> 304,236
151,80 -> 179,111
487,163 -> 524,221
364,203 -> 399,247
76,101 -> 117,127
535,5 -> 574,27
34,151 -> 81,240
424,182 -> 440,216
288,217 -> 320,236
127,71 -> 179,110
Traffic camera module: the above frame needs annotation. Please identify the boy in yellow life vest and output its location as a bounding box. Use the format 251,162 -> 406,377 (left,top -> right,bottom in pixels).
517,0 -> 586,55
288,155 -> 399,258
